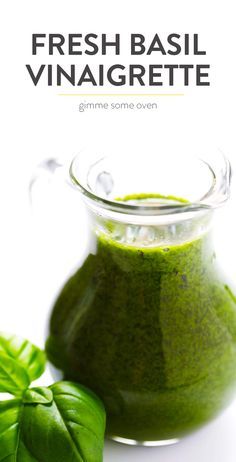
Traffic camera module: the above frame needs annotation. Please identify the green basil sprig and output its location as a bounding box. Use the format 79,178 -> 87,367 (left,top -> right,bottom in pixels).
0,332 -> 106,462
0,332 -> 46,395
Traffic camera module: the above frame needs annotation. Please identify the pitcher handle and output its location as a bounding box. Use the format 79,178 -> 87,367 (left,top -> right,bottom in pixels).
29,158 -> 65,206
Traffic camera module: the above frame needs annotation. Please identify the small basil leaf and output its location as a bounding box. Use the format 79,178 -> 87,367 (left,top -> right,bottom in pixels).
0,332 -> 46,383
23,387 -> 53,405
0,352 -> 30,395
21,381 -> 106,462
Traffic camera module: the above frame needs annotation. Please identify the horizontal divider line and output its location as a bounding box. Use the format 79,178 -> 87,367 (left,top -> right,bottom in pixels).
58,93 -> 185,97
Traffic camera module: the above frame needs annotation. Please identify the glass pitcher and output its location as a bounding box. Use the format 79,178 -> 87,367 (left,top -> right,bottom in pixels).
34,147 -> 236,446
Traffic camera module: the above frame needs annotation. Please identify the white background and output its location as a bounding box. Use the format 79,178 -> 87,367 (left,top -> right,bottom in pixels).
1,1 -> 236,461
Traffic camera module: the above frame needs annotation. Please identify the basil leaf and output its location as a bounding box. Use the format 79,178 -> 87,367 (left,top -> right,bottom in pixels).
0,399 -> 24,461
0,353 -> 30,395
0,399 -> 39,461
21,382 -> 106,462
0,382 -> 106,462
0,400 -> 18,459
0,332 -> 46,384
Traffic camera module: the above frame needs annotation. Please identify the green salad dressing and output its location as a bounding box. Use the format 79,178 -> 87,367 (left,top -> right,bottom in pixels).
46,196 -> 236,442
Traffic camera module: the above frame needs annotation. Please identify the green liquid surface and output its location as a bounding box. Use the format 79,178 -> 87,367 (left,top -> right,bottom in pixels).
46,223 -> 236,441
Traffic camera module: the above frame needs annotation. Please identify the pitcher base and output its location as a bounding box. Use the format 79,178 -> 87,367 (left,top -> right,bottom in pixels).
109,436 -> 180,447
